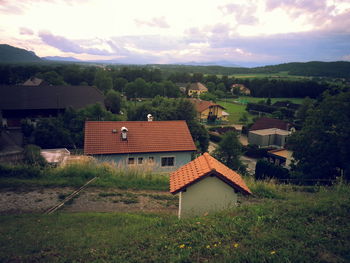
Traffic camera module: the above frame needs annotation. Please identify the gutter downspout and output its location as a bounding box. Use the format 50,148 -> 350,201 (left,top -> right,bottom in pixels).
178,191 -> 182,219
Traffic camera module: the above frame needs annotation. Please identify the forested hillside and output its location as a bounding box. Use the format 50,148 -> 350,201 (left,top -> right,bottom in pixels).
253,61 -> 350,78
0,44 -> 42,63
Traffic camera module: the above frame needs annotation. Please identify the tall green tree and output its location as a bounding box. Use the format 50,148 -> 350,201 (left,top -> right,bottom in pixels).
289,89 -> 350,181
213,131 -> 245,173
104,90 -> 122,114
295,97 -> 314,125
94,69 -> 113,93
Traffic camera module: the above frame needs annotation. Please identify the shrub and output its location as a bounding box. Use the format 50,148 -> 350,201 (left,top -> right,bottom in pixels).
0,163 -> 42,178
23,144 -> 47,166
243,145 -> 270,158
255,160 -> 290,181
208,132 -> 222,143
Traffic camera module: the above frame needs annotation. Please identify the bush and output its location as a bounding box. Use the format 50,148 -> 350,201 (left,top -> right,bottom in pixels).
23,144 -> 47,166
255,160 -> 290,180
243,145 -> 270,158
0,163 -> 42,178
208,132 -> 222,143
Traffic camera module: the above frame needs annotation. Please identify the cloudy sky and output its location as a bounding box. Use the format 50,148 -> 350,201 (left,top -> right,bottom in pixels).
1,0 -> 350,66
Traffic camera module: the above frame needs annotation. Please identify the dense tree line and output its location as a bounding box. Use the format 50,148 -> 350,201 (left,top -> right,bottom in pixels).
0,63 -> 341,100
235,78 -> 329,98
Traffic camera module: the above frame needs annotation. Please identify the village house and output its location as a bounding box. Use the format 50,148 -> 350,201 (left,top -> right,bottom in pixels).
22,77 -> 49,86
187,82 -> 208,97
267,148 -> 294,169
248,128 -> 290,148
189,98 -> 229,123
250,117 -> 294,131
170,153 -> 252,218
0,84 -> 105,127
248,117 -> 294,148
84,120 -> 196,171
231,84 -> 251,96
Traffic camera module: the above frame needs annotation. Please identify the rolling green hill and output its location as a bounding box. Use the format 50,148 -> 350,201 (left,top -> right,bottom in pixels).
0,44 -> 42,63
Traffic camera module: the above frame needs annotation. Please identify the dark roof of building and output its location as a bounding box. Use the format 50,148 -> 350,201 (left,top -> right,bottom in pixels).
250,117 -> 293,131
0,85 -> 105,110
170,152 -> 252,195
84,121 -> 196,155
272,101 -> 300,110
189,98 -> 225,113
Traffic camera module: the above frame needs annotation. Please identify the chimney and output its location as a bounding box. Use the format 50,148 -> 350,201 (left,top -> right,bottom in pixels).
147,114 -> 153,122
120,127 -> 128,141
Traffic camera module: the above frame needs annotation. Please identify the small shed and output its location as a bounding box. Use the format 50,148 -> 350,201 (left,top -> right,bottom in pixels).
170,153 -> 252,218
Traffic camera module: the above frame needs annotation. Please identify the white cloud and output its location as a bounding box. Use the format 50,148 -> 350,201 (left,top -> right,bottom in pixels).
1,0 -> 350,65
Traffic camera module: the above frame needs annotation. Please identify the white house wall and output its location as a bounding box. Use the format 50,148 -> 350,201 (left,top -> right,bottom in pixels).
92,151 -> 193,172
180,176 -> 237,218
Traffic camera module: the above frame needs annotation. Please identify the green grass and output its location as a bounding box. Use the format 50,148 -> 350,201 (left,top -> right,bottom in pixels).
1,182 -> 349,262
217,100 -> 249,123
217,96 -> 306,124
0,161 -> 169,191
231,71 -> 310,80
237,96 -> 306,105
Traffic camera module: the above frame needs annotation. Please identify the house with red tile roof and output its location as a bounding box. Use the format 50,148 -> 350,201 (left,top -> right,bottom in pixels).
84,120 -> 196,171
189,98 -> 229,123
170,153 -> 251,218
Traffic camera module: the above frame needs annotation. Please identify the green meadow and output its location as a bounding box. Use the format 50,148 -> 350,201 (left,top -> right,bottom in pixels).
230,71 -> 310,80
1,180 -> 349,263
217,96 -> 305,124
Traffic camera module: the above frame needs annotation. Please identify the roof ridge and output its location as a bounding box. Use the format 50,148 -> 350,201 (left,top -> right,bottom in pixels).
203,153 -> 215,172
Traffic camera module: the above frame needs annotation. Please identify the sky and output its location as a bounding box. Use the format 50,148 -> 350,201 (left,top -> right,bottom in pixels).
1,0 -> 350,67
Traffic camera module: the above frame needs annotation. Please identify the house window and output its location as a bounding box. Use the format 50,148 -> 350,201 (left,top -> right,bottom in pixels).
138,157 -> 143,165
128,158 -> 135,165
148,157 -> 154,163
161,157 -> 175,167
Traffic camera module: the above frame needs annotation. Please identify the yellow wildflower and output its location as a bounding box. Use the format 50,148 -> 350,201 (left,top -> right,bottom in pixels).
233,243 -> 239,248
179,244 -> 185,249
206,245 -> 210,249
271,251 -> 276,255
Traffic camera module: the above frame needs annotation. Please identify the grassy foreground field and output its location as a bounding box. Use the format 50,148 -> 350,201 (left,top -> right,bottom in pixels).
1,180 -> 349,262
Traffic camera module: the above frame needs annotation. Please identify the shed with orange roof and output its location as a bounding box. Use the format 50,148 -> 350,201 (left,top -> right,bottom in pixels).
170,153 -> 252,218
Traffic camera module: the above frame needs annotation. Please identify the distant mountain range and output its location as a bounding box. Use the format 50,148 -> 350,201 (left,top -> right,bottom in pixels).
43,56 -> 81,62
1,44 -> 350,78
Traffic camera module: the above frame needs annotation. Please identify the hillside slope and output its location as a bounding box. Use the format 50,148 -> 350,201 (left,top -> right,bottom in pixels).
0,44 -> 42,63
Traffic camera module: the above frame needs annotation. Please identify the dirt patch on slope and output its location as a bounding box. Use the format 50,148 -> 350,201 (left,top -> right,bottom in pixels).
0,187 -> 178,215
